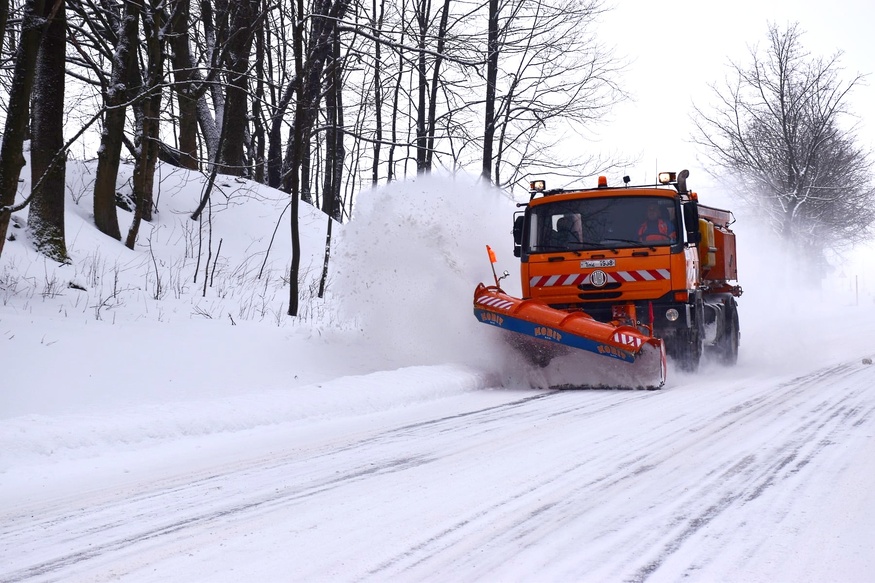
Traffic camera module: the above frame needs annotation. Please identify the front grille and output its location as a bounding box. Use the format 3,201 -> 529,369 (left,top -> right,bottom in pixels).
578,282 -> 622,291
577,291 -> 622,300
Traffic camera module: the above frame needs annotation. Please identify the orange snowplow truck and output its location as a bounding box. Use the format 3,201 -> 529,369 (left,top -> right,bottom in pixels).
474,170 -> 741,381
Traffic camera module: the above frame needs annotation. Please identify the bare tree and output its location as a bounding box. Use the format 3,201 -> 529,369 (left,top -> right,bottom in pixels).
28,0 -> 67,261
321,25 -> 343,219
421,0 -> 452,172
0,0 -> 46,258
692,22 -> 875,264
385,0 -> 407,182
412,0 -> 429,172
167,0 -> 199,170
216,0 -> 259,175
250,18 -> 267,181
265,1 -> 296,189
481,0 -> 497,181
286,0 -> 352,316
481,0 -> 625,189
368,0 -> 385,184
125,0 -> 165,248
92,0 -> 140,240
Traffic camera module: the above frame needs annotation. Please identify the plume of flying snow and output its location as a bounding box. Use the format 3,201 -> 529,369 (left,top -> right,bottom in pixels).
330,173 -> 520,369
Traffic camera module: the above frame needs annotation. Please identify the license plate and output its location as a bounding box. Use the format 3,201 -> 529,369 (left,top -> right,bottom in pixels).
581,259 -> 615,268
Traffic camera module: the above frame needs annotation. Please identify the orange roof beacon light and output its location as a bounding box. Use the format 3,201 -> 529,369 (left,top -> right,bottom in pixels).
597,176 -> 608,188
657,171 -> 676,185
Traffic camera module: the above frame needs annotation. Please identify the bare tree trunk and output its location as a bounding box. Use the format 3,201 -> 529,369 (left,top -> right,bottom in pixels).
316,30 -> 344,301
93,0 -> 140,240
28,0 -> 68,262
386,2 -> 406,182
370,0 -> 384,185
322,27 -> 343,221
481,0 -> 498,182
264,4 -> 294,188
0,0 -> 46,258
0,0 -> 9,53
125,0 -> 165,248
287,0 -> 352,316
414,0 -> 427,173
201,0 -> 225,132
300,136 -> 313,204
251,21 -> 266,182
268,82 -> 295,188
196,102 -> 220,165
317,214 -> 332,297
164,0 -> 219,165
287,0 -> 305,316
424,0 -> 450,170
217,0 -> 257,175
168,0 -> 199,170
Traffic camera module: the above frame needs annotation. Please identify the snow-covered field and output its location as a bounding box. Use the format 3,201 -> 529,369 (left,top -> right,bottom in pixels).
2,163 -> 875,582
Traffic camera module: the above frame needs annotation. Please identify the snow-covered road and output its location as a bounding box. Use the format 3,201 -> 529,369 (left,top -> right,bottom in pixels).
4,358 -> 875,582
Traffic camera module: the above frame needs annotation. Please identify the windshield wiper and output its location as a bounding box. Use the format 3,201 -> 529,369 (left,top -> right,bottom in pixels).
531,244 -> 584,256
575,239 -> 603,248
602,237 -> 657,251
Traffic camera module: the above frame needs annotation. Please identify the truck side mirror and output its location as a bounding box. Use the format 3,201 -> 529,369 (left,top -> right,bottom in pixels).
512,215 -> 524,245
512,215 -> 524,257
683,202 -> 701,245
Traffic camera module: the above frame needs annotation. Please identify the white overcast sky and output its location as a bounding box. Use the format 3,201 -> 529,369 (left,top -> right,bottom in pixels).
595,0 -> 875,188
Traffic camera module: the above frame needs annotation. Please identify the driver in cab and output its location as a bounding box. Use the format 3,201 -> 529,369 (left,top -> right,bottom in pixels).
638,202 -> 676,243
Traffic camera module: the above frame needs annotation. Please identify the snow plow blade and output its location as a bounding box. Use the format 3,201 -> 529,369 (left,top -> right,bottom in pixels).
474,283 -> 666,389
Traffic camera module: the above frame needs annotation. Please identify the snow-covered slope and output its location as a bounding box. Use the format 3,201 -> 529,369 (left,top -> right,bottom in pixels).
1,162 -> 518,444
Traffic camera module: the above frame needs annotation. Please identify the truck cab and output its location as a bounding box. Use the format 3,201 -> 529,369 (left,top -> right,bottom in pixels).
512,172 -> 740,370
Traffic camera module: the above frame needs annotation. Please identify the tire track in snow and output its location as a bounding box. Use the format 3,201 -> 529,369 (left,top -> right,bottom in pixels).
0,393 -> 563,582
3,361 -> 874,581
1,454 -> 438,582
365,362 -> 874,581
625,362 -> 874,582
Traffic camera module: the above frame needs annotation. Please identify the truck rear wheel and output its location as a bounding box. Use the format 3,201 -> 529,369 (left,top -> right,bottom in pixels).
716,302 -> 740,365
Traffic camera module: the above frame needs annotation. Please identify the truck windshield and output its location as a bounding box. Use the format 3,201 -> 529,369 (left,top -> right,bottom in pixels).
526,196 -> 679,253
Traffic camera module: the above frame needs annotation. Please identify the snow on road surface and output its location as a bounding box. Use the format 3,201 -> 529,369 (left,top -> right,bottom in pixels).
3,353 -> 875,582
3,170 -> 875,582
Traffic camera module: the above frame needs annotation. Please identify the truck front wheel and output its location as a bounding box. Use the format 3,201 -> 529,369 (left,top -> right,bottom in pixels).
671,300 -> 704,372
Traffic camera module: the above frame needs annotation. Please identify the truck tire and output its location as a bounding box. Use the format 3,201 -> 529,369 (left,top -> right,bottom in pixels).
716,302 -> 740,365
674,299 -> 704,372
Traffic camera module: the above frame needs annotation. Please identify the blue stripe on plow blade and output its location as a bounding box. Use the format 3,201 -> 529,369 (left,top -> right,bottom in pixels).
474,307 -> 636,363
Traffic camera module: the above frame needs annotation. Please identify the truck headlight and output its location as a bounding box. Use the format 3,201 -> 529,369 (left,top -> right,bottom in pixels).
665,308 -> 679,321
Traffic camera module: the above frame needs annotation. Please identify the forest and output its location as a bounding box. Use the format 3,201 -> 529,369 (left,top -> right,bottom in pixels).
0,0 -> 620,245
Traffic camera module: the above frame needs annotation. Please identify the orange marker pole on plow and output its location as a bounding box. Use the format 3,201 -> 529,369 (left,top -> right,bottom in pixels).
486,245 -> 500,287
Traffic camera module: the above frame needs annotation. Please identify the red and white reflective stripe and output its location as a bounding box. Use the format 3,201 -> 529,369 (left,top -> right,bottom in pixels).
529,274 -> 587,287
612,269 -> 670,282
531,269 -> 669,287
529,273 -> 588,287
612,332 -> 643,348
476,295 -> 514,311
